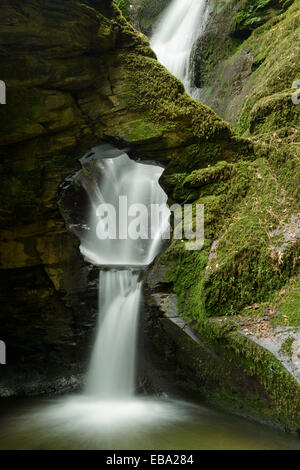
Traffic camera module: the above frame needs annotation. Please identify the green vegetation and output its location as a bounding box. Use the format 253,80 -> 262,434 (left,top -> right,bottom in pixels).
155,308 -> 300,429
279,337 -> 295,357
270,276 -> 300,327
116,0 -> 171,30
233,0 -> 294,39
114,0 -> 300,430
237,2 -> 300,138
156,0 -> 300,327
162,148 -> 299,322
124,52 -> 229,141
115,0 -> 131,20
195,0 -> 300,130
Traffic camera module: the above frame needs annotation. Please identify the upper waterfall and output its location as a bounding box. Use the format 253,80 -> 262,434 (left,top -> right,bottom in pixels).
78,146 -> 170,268
151,0 -> 209,97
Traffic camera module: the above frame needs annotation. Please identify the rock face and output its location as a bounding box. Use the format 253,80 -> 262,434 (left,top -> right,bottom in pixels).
139,0 -> 300,431
191,0 -> 299,130
116,0 -> 172,35
0,0 -> 299,431
0,0 -> 245,395
144,258 -> 300,431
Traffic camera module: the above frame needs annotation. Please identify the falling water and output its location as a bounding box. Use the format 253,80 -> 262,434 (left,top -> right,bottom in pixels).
1,152 -> 300,450
77,146 -> 170,398
85,271 -> 142,397
151,0 -> 209,97
78,146 -> 169,268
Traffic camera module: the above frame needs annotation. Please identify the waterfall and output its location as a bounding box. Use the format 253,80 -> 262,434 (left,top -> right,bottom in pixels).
85,271 -> 142,398
76,145 -> 170,398
78,147 -> 169,268
7,145 -> 197,439
151,0 -> 209,97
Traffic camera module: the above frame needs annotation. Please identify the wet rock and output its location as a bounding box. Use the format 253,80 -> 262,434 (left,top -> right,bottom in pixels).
0,0 -> 241,395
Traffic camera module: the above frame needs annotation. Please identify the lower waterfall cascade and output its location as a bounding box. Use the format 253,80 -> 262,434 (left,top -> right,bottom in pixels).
1,150 -> 299,450
77,145 -> 170,398
85,270 -> 142,398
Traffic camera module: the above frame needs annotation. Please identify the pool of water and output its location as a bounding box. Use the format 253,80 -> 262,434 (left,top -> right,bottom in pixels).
0,395 -> 299,450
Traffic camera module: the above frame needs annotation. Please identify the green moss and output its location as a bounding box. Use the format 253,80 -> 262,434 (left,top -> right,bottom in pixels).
163,244 -> 209,317
133,0 -> 171,30
115,0 -> 131,21
197,1 -> 300,132
201,158 -> 299,315
156,313 -> 300,430
279,337 -> 295,357
123,119 -> 163,142
276,291 -> 300,326
232,0 -> 293,39
192,0 -> 245,89
267,275 -> 300,327
160,142 -> 299,320
237,2 -> 300,138
183,161 -> 234,189
123,52 -> 233,145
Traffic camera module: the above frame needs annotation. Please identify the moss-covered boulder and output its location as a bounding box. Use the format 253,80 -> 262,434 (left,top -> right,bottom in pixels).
146,286 -> 300,431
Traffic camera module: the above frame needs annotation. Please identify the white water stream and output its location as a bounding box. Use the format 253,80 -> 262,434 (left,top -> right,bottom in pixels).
1,153 -> 299,449
85,271 -> 142,398
1,6 -> 300,448
11,146 -> 187,434
79,149 -> 169,268
78,146 -> 170,398
151,0 -> 210,97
